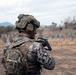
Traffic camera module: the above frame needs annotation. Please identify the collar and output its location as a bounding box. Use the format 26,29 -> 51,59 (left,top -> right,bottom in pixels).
18,33 -> 34,39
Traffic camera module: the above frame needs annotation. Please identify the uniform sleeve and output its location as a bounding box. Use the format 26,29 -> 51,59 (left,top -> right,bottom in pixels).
36,44 -> 55,70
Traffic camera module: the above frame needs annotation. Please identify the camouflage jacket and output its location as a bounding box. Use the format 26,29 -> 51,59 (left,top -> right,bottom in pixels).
16,33 -> 55,75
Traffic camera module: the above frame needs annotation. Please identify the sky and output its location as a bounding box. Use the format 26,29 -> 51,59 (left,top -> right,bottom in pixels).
0,0 -> 76,26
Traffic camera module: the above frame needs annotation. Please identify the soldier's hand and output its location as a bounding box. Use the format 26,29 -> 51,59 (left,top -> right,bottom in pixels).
36,38 -> 52,51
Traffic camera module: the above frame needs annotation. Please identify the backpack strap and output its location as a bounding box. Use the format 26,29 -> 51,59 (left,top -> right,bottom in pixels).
19,39 -> 34,57
9,37 -> 34,49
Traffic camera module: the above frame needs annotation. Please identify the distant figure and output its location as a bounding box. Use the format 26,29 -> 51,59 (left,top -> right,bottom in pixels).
2,14 -> 55,75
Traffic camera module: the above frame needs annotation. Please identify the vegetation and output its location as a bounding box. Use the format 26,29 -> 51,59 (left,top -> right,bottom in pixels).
0,26 -> 14,34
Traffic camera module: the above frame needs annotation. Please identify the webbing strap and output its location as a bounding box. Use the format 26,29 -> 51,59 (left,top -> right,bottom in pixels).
9,37 -> 34,49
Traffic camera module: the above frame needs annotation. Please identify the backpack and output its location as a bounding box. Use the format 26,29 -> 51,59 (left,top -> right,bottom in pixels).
4,48 -> 24,75
2,38 -> 30,75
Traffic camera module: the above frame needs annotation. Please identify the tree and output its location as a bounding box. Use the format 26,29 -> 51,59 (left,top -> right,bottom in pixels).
0,26 -> 13,34
51,22 -> 57,31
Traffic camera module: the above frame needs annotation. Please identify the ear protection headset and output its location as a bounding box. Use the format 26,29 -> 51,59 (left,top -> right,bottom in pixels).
24,20 -> 36,33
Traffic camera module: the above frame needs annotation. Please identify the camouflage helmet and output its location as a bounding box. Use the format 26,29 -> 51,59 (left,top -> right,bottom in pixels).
15,14 -> 40,33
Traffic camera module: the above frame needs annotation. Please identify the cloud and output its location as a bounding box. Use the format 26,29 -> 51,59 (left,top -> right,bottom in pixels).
0,0 -> 76,26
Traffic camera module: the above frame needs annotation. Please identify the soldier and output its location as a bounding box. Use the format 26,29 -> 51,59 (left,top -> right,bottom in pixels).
4,14 -> 55,75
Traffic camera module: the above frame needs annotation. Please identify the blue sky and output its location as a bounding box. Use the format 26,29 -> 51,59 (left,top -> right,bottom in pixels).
0,0 -> 76,26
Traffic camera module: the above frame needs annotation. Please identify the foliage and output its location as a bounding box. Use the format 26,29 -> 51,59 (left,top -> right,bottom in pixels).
0,26 -> 14,34
64,16 -> 76,29
0,35 -> 1,38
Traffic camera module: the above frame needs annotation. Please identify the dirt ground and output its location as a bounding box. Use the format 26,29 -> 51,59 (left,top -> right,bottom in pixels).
0,39 -> 76,75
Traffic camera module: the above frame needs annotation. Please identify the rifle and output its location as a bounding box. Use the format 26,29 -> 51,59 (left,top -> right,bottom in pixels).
36,38 -> 52,51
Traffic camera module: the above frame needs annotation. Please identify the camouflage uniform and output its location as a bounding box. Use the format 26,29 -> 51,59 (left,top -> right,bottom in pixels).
17,33 -> 55,75
3,14 -> 55,75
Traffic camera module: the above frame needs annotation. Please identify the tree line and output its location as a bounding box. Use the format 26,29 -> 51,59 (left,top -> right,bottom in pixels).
0,26 -> 14,34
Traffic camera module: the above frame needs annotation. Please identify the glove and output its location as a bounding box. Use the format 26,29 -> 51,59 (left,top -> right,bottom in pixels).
36,38 -> 52,51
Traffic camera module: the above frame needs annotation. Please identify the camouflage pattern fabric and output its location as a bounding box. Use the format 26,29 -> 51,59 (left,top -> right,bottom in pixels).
18,33 -> 55,75
3,33 -> 55,75
15,14 -> 40,29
